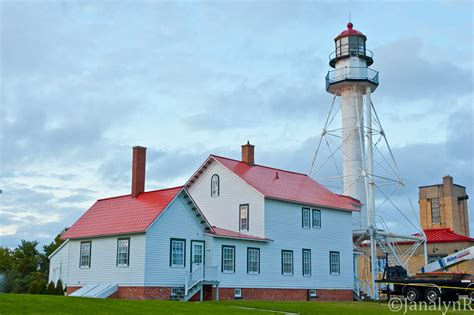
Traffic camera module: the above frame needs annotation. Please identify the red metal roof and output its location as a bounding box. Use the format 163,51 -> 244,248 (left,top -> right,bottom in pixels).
206,226 -> 271,242
422,228 -> 474,244
61,186 -> 183,240
211,155 -> 360,212
335,22 -> 366,40
396,228 -> 474,245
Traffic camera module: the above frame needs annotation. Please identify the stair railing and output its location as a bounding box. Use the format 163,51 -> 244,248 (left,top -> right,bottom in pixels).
185,266 -> 203,296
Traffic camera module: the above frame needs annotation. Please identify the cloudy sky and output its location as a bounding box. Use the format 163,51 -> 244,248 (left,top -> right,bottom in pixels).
1,1 -> 473,248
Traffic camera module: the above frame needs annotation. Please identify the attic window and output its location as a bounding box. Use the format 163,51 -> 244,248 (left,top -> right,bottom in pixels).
211,174 -> 220,197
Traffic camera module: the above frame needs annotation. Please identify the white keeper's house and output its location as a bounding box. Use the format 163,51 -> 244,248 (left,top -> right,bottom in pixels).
49,143 -> 360,301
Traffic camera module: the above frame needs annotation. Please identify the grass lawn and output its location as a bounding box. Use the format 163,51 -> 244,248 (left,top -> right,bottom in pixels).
0,294 -> 472,314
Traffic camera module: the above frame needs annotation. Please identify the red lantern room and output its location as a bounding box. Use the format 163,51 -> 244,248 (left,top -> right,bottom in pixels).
329,22 -> 373,68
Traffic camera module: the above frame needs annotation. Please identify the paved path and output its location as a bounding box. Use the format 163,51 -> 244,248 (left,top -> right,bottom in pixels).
228,306 -> 299,315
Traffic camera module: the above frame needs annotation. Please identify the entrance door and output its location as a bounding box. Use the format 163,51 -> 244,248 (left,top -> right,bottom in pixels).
191,241 -> 205,272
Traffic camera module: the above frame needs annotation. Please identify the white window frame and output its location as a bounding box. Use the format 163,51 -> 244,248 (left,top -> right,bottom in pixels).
170,239 -> 185,268
222,246 -> 235,273
312,209 -> 321,229
302,208 -> 310,229
234,288 -> 242,299
211,174 -> 219,197
79,241 -> 91,268
281,250 -> 293,275
330,251 -> 340,275
239,204 -> 249,231
116,238 -> 130,267
302,249 -> 311,276
247,248 -> 260,274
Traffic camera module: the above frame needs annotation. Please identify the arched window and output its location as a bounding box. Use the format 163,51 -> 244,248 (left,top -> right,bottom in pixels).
211,174 -> 219,197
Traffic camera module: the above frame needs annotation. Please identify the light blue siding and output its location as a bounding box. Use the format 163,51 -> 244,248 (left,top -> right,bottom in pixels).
208,198 -> 353,289
144,191 -> 207,286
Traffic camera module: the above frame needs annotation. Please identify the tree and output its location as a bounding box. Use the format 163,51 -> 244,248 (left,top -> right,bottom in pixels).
0,247 -> 12,292
10,240 -> 42,293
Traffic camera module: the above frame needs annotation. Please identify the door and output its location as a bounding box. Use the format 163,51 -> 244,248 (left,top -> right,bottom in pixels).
191,241 -> 205,273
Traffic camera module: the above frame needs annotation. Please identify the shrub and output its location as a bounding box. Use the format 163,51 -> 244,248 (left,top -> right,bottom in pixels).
56,279 -> 64,295
27,281 -> 38,294
35,280 -> 47,294
47,281 -> 56,295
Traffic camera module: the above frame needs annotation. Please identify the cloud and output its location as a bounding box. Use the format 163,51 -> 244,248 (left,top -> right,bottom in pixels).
0,1 -> 472,249
374,37 -> 472,101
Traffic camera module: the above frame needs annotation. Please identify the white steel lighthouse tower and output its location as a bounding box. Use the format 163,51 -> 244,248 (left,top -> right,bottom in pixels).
326,22 -> 378,231
319,23 -> 425,300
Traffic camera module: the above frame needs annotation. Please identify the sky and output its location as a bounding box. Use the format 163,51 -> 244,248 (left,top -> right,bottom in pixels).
1,0 -> 473,248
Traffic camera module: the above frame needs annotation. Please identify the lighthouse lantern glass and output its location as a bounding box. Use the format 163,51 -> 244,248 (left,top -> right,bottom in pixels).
335,35 -> 366,58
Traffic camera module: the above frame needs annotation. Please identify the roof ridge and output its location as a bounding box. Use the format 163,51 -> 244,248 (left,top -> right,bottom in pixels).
211,154 -> 308,177
97,186 -> 183,201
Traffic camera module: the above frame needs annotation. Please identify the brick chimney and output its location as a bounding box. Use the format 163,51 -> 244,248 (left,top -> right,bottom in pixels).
131,146 -> 147,198
241,141 -> 255,165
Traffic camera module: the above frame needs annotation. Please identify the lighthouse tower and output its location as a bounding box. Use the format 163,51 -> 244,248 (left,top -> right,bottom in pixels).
326,22 -> 379,231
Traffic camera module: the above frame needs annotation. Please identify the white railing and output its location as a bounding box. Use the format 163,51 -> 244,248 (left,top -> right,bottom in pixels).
184,266 -> 218,295
204,266 -> 217,282
185,267 -> 203,295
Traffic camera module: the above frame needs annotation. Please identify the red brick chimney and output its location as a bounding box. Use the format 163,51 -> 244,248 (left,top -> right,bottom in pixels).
131,146 -> 147,198
241,141 -> 255,165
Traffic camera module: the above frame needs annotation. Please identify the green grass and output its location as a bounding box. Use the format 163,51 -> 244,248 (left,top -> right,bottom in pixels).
0,294 -> 472,314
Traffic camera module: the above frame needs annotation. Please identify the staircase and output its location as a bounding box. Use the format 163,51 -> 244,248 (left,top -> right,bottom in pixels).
170,266 -> 219,301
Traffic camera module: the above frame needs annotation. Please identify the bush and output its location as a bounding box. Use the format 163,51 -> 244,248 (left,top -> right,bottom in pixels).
35,280 -> 47,294
47,281 -> 56,295
27,281 -> 38,294
56,279 -> 64,295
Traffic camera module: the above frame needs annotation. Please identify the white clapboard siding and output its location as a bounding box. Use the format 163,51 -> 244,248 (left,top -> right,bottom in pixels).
66,234 -> 146,287
208,198 -> 353,289
144,191 -> 207,286
48,241 -> 70,285
188,159 -> 266,237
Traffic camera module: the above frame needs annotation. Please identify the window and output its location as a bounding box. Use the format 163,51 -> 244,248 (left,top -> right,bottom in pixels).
239,204 -> 249,231
302,249 -> 311,276
222,246 -> 235,273
234,288 -> 242,299
79,241 -> 91,268
281,250 -> 293,275
312,209 -> 321,228
330,251 -> 340,275
247,248 -> 260,274
431,198 -> 440,224
211,174 -> 219,197
302,208 -> 310,229
309,289 -> 317,298
170,239 -> 186,267
116,238 -> 130,267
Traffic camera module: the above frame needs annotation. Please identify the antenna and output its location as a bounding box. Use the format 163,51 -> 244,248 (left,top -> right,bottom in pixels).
349,11 -> 351,23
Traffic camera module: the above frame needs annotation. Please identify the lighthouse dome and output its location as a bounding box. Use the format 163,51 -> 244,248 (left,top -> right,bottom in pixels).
335,22 -> 367,40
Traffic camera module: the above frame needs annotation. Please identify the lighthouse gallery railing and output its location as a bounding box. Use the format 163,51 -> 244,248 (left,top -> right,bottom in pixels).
326,67 -> 379,90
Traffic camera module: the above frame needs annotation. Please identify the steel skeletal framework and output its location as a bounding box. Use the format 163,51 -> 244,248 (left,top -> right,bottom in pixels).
310,23 -> 426,300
